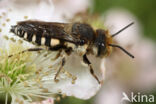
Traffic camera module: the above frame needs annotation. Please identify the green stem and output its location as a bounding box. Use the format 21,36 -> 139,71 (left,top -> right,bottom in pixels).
5,93 -> 8,104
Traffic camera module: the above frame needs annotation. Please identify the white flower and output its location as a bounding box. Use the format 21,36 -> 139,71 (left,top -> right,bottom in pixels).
31,98 -> 54,104
0,0 -> 104,103
0,43 -> 57,104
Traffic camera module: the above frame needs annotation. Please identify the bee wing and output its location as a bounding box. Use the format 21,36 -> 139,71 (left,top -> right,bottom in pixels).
48,24 -> 81,44
17,21 -> 81,44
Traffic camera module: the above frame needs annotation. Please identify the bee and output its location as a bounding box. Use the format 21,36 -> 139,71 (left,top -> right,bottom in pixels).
10,20 -> 134,84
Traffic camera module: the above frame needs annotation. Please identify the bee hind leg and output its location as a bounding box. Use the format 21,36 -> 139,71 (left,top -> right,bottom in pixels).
8,47 -> 44,57
83,54 -> 101,84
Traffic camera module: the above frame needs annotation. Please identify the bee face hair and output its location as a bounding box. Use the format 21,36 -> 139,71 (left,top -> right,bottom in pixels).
94,29 -> 107,57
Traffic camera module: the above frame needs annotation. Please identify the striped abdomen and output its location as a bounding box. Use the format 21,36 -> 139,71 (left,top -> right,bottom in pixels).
10,21 -> 62,47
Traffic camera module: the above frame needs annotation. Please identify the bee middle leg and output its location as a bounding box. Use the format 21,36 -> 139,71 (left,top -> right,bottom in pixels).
54,57 -> 66,82
49,45 -> 67,60
83,54 -> 101,84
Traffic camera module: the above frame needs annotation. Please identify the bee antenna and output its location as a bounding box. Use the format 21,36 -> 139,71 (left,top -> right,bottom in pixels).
108,44 -> 135,58
112,22 -> 134,37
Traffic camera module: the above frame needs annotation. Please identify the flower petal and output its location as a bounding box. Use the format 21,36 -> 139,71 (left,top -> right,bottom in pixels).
42,53 -> 105,99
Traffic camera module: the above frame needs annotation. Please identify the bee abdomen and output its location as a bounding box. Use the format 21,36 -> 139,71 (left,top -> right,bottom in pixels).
11,26 -> 60,47
39,36 -> 60,47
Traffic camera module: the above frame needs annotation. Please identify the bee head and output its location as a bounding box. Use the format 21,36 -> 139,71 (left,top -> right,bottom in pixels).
94,29 -> 112,57
94,22 -> 135,58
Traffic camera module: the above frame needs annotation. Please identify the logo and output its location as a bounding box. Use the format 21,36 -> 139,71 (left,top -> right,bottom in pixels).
121,92 -> 155,103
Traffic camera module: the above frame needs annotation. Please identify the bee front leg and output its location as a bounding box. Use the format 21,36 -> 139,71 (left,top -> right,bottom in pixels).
8,47 -> 44,57
83,54 -> 101,84
54,57 -> 66,82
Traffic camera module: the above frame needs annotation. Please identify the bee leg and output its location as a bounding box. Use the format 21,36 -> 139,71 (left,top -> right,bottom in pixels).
83,54 -> 101,84
49,45 -> 66,60
54,57 -> 66,82
49,45 -> 66,51
8,48 -> 44,57
50,50 -> 62,61
51,47 -> 72,61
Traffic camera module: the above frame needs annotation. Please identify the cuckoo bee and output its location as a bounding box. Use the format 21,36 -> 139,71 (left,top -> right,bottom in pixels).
10,20 -> 134,84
